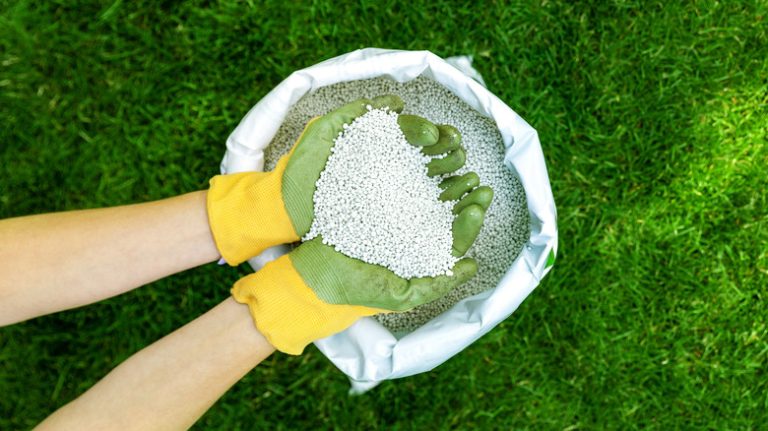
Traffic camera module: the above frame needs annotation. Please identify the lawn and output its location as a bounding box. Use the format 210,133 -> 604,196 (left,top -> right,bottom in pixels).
1,0 -> 767,429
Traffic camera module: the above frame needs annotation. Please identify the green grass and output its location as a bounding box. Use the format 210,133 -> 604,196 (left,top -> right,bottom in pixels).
1,0 -> 767,429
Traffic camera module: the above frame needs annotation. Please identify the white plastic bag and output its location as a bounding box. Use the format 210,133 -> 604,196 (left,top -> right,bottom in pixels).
220,48 -> 558,393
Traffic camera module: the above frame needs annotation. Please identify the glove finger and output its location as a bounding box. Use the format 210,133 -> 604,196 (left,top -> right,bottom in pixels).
397,114 -> 440,147
320,99 -> 379,132
427,148 -> 466,177
439,172 -> 480,201
439,173 -> 473,190
371,95 -> 404,113
452,204 -> 486,256
404,258 -> 478,309
318,95 -> 404,135
294,100 -> 371,156
422,125 -> 461,156
453,185 -> 493,214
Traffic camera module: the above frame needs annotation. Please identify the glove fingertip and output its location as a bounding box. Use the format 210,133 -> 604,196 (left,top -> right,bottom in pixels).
452,257 -> 478,282
371,94 -> 405,113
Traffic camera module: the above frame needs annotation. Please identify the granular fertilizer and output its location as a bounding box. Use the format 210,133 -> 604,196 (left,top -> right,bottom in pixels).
305,107 -> 457,279
265,76 -> 530,333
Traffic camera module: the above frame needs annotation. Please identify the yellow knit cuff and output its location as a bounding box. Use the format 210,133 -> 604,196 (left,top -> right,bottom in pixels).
231,255 -> 383,355
207,155 -> 298,265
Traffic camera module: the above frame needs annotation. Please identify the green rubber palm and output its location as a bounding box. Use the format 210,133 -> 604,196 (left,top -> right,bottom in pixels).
290,238 -> 478,311
285,112 -> 493,311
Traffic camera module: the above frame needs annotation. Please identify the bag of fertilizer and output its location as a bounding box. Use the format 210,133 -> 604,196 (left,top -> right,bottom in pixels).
220,48 -> 558,394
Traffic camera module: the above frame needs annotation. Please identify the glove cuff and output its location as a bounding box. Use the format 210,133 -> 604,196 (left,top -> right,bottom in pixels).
231,254 -> 382,355
207,156 -> 299,265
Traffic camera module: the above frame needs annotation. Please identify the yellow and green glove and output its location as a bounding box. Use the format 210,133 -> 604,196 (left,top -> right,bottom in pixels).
225,97 -> 494,354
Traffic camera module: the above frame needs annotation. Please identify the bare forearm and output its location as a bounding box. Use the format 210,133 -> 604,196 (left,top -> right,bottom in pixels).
0,191 -> 220,325
36,298 -> 275,431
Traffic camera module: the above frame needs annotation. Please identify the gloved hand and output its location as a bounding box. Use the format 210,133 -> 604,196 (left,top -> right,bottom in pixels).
207,95 -> 426,265
231,105 -> 493,354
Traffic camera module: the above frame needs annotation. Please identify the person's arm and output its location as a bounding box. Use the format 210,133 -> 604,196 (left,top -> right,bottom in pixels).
35,297 -> 275,431
0,191 -> 220,326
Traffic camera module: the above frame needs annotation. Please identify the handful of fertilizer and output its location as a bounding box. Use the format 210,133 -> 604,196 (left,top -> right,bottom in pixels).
304,105 -> 489,280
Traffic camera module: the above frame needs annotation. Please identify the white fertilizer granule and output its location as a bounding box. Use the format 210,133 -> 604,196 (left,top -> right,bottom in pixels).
304,107 -> 457,279
265,76 -> 530,334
